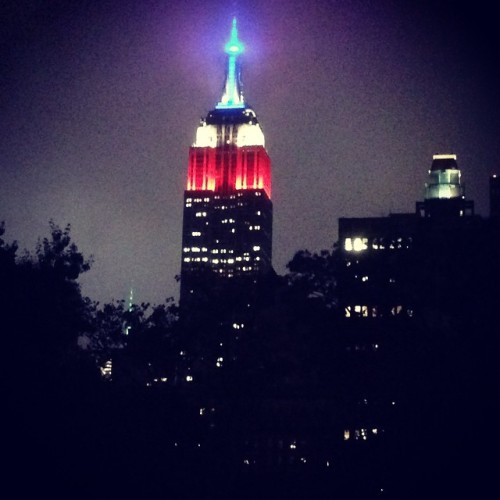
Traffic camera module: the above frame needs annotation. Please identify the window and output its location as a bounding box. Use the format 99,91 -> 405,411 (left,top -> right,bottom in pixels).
345,237 -> 368,252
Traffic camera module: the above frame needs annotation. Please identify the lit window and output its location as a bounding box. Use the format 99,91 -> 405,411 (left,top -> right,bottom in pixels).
183,257 -> 191,262
391,305 -> 403,316
186,375 -> 194,382
345,237 -> 368,252
192,231 -> 201,237
253,245 -> 260,251
183,247 -> 190,252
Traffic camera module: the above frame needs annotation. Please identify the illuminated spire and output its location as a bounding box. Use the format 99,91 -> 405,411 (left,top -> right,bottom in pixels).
216,18 -> 245,109
127,286 -> 134,311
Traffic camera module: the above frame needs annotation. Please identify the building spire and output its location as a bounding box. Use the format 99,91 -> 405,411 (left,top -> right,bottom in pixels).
216,18 -> 245,109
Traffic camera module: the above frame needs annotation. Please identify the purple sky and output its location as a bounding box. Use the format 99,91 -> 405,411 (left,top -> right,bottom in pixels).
1,0 -> 499,306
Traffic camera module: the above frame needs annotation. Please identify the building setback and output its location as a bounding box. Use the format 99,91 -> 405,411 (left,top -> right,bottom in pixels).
180,19 -> 273,306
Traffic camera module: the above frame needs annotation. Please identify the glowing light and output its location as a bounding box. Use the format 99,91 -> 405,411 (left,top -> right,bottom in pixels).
217,18 -> 245,109
433,154 -> 457,160
225,18 -> 244,55
344,237 -> 368,252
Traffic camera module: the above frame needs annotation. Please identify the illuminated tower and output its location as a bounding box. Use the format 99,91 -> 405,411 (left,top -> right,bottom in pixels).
180,19 -> 273,304
416,154 -> 474,217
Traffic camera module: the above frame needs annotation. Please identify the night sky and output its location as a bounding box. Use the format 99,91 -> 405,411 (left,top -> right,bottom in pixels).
1,0 -> 499,306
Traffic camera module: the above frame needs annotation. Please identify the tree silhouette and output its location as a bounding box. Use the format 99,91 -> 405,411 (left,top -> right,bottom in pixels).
1,220 -> 96,388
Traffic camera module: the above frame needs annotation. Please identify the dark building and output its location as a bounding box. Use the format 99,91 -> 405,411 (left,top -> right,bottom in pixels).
180,19 -> 273,306
336,153 -> 499,494
490,174 -> 500,218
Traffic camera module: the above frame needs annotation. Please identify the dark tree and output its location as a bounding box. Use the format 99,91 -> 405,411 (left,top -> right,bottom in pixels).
1,220 -> 96,387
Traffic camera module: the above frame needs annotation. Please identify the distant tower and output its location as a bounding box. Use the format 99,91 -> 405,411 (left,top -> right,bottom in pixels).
124,286 -> 134,335
180,19 -> 273,304
416,154 -> 474,217
489,174 -> 500,218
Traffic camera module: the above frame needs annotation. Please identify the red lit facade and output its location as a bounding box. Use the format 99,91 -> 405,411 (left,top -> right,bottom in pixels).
187,145 -> 271,198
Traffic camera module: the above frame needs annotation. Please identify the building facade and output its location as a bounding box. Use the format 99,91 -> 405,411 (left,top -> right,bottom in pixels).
180,19 -> 273,305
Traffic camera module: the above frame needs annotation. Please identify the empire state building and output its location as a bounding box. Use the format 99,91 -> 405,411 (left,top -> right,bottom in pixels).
180,19 -> 273,304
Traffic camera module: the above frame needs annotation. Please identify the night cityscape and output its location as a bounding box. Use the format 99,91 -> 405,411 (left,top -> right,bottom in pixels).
2,1 -> 500,498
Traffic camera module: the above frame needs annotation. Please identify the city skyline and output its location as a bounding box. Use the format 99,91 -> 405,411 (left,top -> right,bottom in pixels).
1,0 -> 499,305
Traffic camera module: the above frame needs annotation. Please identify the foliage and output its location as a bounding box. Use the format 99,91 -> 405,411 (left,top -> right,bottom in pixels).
1,220 -> 98,388
286,245 -> 341,309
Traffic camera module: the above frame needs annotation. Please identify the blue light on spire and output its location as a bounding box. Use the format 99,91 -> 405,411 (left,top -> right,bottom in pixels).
216,18 -> 246,109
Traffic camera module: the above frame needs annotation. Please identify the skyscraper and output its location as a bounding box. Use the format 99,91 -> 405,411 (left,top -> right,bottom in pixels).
180,19 -> 273,305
